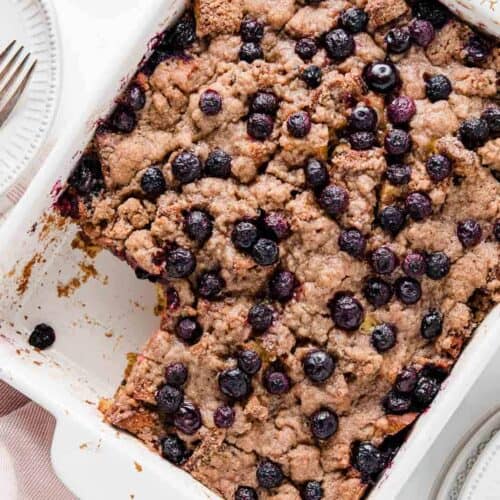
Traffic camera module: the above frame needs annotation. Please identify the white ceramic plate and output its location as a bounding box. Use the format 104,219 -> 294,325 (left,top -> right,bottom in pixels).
0,0 -> 60,204
441,0 -> 500,38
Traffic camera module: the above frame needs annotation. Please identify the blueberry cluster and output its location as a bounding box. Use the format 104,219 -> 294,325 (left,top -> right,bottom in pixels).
239,16 -> 265,63
247,90 -> 279,141
459,106 -> 500,150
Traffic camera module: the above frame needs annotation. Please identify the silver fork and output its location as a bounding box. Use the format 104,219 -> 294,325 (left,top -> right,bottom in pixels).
0,40 -> 37,127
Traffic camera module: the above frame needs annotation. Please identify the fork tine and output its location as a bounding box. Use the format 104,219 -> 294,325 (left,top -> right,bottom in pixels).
0,52 -> 29,101
0,46 -> 24,86
0,41 -> 16,62
0,59 -> 36,127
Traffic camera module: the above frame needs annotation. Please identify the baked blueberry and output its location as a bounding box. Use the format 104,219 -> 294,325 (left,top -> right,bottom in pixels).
68,154 -> 104,195
301,480 -> 323,500
379,205 -> 406,235
395,367 -> 418,393
371,324 -> 397,353
174,401 -> 202,435
329,293 -> 364,331
363,62 -> 399,94
426,252 -> 450,280
184,210 -> 213,244
232,221 -> 259,251
351,442 -> 385,478
457,219 -> 482,248
252,238 -> 280,266
481,106 -> 500,136
135,267 -> 158,282
235,486 -> 258,500
303,350 -> 335,383
426,154 -> 452,182
295,38 -> 318,61
384,129 -> 412,156
199,89 -> 222,115
240,16 -> 264,43
310,409 -> 338,440
125,84 -> 146,111
262,212 -> 291,241
172,151 -> 203,184
141,166 -> 167,199
213,405 -> 235,428
166,247 -> 196,278
197,271 -> 225,300
165,11 -> 196,49
248,303 -> 274,332
205,149 -> 232,178
317,185 -> 349,217
165,363 -> 188,387
219,368 -> 251,400
348,105 -> 378,132
264,370 -> 291,395
250,91 -> 279,116
413,0 -> 450,28
494,220 -> 500,242
269,270 -> 297,302
385,27 -> 411,54
340,7 -> 368,34
409,19 -> 435,47
287,111 -> 312,138
413,376 -> 440,407
247,113 -> 274,140
459,118 -> 490,149
363,278 -> 393,307
387,96 -> 416,125
349,131 -> 377,151
111,105 -> 136,133
395,277 -> 422,305
405,192 -> 432,221
239,42 -> 263,63
161,434 -> 188,465
370,247 -> 398,275
421,310 -> 443,340
156,384 -> 183,416
324,29 -> 355,60
464,35 -> 490,66
338,228 -> 366,258
28,324 -> 55,350
386,163 -> 411,186
175,317 -> 202,345
301,65 -> 323,89
238,350 -> 262,375
402,252 -> 426,278
256,460 -> 284,489
55,191 -> 79,219
383,390 -> 412,414
305,158 -> 329,190
425,74 -> 452,102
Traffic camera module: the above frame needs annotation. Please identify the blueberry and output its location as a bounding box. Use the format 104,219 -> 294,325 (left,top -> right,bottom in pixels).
156,384 -> 183,416
413,376 -> 440,407
197,271 -> 225,300
459,118 -> 490,149
426,252 -> 450,280
310,409 -> 338,440
248,303 -> 274,332
349,131 -> 377,151
214,405 -> 235,428
160,434 -> 188,465
371,324 -> 397,353
176,317 -> 202,345
264,369 -> 291,394
402,252 -> 426,278
174,401 -> 202,435
351,442 -> 385,478
165,11 -> 196,49
426,154 -> 452,182
338,228 -> 366,258
395,367 -> 419,393
305,158 -> 329,190
232,221 -> 259,251
256,460 -> 284,489
250,91 -> 279,116
199,89 -> 222,116
238,350 -> 262,376
301,481 -> 323,500
205,149 -> 232,178
240,16 -> 264,42
370,247 -> 398,275
494,220 -> 500,242
126,84 -> 146,111
385,27 -> 411,54
219,368 -> 251,400
464,36 -> 490,66
287,111 -> 312,138
262,212 -> 291,241
303,350 -> 335,383
324,29 -> 355,61
405,192 -> 432,221
28,324 -> 55,350
165,363 -> 188,387
348,105 -> 378,132
386,163 -> 412,186
421,310 -> 443,339
329,293 -> 364,331
481,106 -> 500,135
239,42 -> 264,62
387,96 -> 416,125
301,65 -> 323,89
172,151 -> 203,184
340,7 -> 368,34
413,0 -> 450,28
426,75 -> 452,102
141,166 -> 167,199
317,185 -> 349,217
235,486 -> 258,500
68,154 -> 103,195
395,277 -> 422,305
363,62 -> 399,94
384,129 -> 412,156
184,210 -> 213,244
111,105 -> 136,133
251,238 -> 279,266
247,113 -> 274,140
383,390 -> 412,414
409,19 -> 435,47
379,205 -> 406,235
295,38 -> 318,61
269,270 -> 297,302
457,219 -> 482,248
166,247 -> 196,278
363,278 -> 393,307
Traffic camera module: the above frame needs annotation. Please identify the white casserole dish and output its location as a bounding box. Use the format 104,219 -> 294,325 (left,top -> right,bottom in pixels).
0,1 -> 498,498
